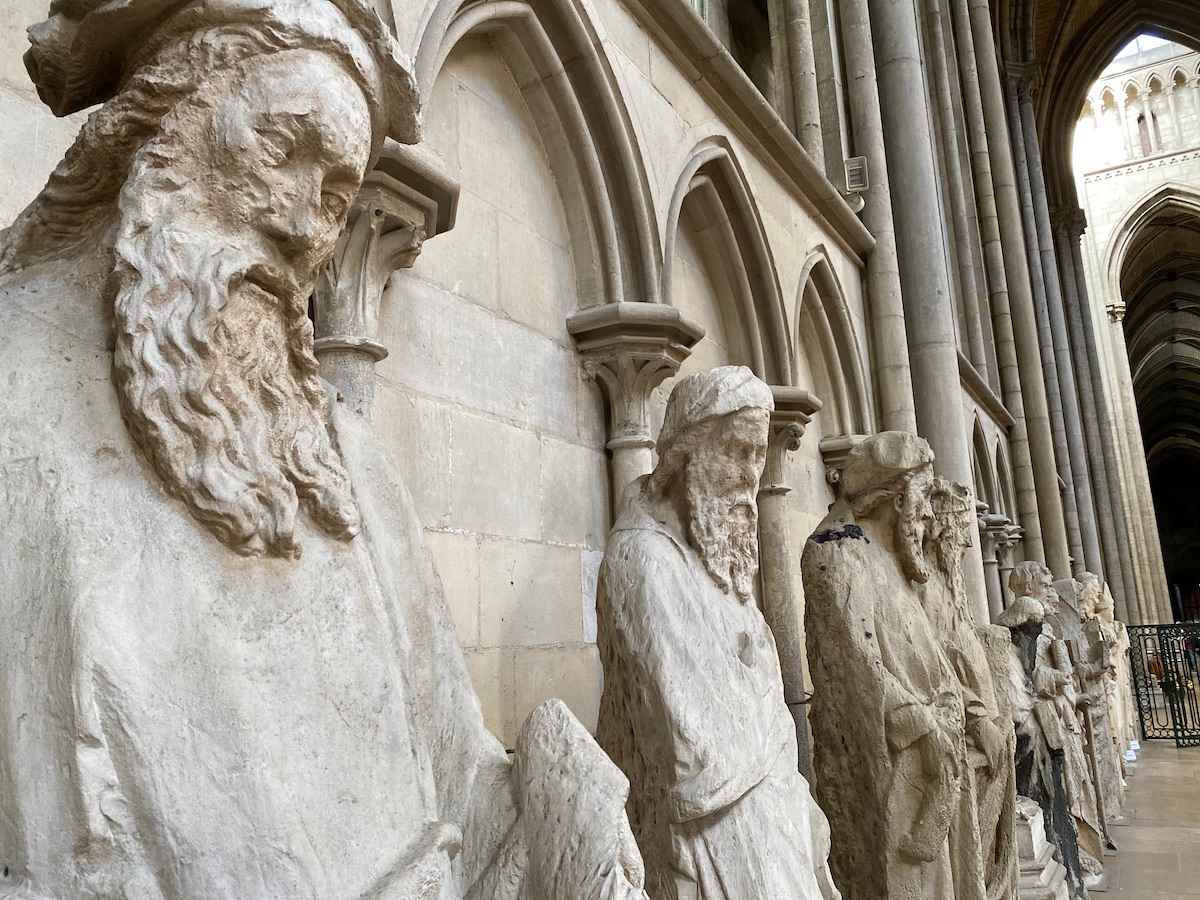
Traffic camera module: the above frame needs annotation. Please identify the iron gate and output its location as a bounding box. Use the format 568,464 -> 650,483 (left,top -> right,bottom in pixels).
1128,623 -> 1200,748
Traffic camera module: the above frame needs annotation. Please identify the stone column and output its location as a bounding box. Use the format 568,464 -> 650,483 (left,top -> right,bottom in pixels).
1004,73 -> 1083,579
1117,94 -> 1134,160
784,0 -> 823,170
314,143 -> 458,418
1167,84 -> 1184,147
840,0 -> 918,434
1055,209 -> 1138,621
759,385 -> 822,776
926,0 -> 989,381
950,0 -> 1044,562
1013,83 -> 1104,580
965,0 -> 1069,576
869,0 -> 988,620
1106,302 -> 1173,623
567,303 -> 703,505
979,512 -> 1011,620
996,523 -> 1025,608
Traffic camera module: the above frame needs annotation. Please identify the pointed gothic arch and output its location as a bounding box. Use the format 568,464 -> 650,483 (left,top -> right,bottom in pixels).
414,0 -> 660,308
794,246 -> 873,435
661,135 -> 792,385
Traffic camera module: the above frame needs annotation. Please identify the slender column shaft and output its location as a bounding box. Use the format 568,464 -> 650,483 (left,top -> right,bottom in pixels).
1117,96 -> 1134,159
784,0 -> 824,170
840,0 -> 917,433
1015,87 -> 1104,579
950,0 -> 1043,563
1167,85 -> 1184,147
965,0 -> 1068,575
1068,234 -> 1139,619
870,0 -> 987,620
1055,216 -> 1131,617
925,0 -> 988,380
1003,75 -> 1078,577
1107,306 -> 1173,622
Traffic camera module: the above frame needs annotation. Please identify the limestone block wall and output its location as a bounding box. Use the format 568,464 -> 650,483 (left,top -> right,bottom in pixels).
0,0 -> 874,751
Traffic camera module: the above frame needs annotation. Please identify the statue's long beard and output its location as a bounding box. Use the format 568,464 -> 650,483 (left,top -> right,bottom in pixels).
111,212 -> 360,558
686,487 -> 760,602
897,486 -> 930,585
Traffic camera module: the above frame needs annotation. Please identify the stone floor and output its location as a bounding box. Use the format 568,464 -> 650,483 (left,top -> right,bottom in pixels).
1096,742 -> 1200,897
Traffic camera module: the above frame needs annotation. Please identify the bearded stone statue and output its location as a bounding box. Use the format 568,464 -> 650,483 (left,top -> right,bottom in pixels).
0,3 -> 645,899
595,366 -> 840,900
923,479 -> 1018,900
802,432 -> 965,900
996,563 -> 1091,900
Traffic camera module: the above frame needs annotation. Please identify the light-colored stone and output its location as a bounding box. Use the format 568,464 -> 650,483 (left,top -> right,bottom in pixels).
997,563 -> 1093,900
598,367 -> 840,900
804,431 -> 964,900
480,539 -> 585,647
0,6 -> 643,896
923,477 -> 1020,900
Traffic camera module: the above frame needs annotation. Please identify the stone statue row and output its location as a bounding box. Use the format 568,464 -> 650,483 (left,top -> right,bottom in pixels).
0,1 -> 1134,897
802,432 -> 1137,900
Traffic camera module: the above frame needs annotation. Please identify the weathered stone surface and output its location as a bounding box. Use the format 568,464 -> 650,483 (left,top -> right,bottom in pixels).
0,4 -> 642,897
1014,797 -> 1069,900
924,478 -> 1019,900
996,563 -> 1091,900
803,432 -> 964,900
597,366 -> 839,900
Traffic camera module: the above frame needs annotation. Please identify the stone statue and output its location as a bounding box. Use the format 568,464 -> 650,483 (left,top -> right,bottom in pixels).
995,563 -> 1089,900
923,479 -> 1018,900
596,366 -> 840,900
802,431 -> 964,900
1057,574 -> 1125,831
0,4 -> 645,898
1086,586 -> 1138,767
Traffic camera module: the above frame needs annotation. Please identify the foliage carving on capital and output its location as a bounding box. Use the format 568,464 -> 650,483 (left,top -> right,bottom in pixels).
761,387 -> 821,496
568,303 -> 704,451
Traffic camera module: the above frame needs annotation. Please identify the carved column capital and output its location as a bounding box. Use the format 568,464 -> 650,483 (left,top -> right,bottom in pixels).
978,512 -> 1012,561
1106,301 -> 1127,323
761,387 -> 822,497
568,303 -> 704,454
314,141 -> 459,415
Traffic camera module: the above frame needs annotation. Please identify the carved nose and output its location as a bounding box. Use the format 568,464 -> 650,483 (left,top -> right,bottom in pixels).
265,207 -> 322,257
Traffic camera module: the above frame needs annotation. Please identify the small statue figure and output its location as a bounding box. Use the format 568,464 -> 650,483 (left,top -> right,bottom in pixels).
924,479 -> 1018,900
996,563 -> 1091,900
803,432 -> 964,900
596,366 -> 840,900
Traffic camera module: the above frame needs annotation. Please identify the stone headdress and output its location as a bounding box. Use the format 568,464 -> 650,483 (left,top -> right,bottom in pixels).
657,365 -> 774,458
25,0 -> 419,144
839,430 -> 934,503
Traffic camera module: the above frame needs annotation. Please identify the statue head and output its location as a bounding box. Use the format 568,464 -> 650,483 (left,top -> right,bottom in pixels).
1007,560 -> 1055,623
1076,572 -> 1103,619
839,431 -> 936,584
1,1 -> 420,559
650,366 -> 774,601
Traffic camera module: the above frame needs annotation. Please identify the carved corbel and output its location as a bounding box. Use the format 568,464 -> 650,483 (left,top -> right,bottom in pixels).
314,141 -> 459,416
567,303 -> 704,498
760,387 -> 822,497
1106,301 -> 1126,323
818,433 -> 869,492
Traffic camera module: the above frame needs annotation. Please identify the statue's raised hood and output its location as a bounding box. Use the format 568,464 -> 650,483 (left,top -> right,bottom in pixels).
25,0 -> 420,144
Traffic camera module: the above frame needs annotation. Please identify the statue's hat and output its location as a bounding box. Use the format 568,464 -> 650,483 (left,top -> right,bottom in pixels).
24,0 -> 419,144
657,366 -> 774,457
840,430 -> 934,499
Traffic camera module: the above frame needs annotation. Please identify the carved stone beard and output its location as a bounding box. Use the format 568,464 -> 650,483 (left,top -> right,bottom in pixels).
111,185 -> 361,559
684,467 -> 759,602
896,480 -> 930,585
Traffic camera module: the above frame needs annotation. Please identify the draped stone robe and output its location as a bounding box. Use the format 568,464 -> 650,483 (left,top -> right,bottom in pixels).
0,259 -> 519,900
595,488 -> 838,900
802,506 -> 963,900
